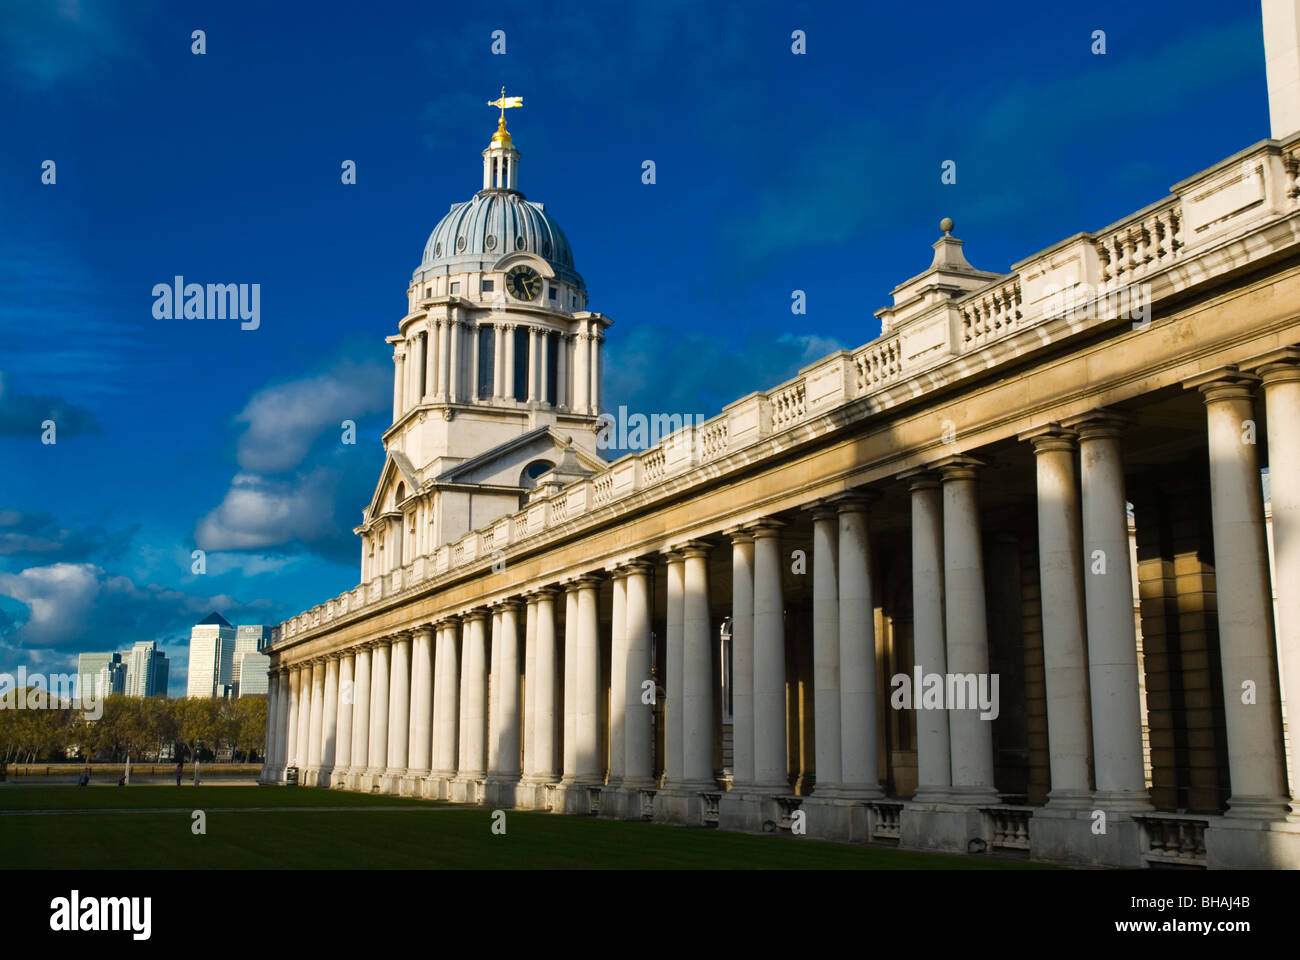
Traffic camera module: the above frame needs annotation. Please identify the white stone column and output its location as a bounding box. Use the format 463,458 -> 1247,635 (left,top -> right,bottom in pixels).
295,664 -> 311,774
837,495 -> 881,797
272,669 -> 287,771
608,571 -> 629,785
527,327 -> 539,402
493,325 -> 505,400
307,660 -> 325,775
664,552 -> 685,784
1025,428 -> 1093,806
488,609 -> 502,774
540,331 -> 551,405
367,640 -> 390,778
730,531 -> 755,789
425,324 -> 437,399
810,506 -> 842,794
624,562 -> 654,786
557,334 -> 569,410
573,330 -> 590,414
494,601 -> 522,780
1067,411 -> 1151,810
438,319 -> 451,401
562,585 -> 579,782
503,324 -> 516,401
682,543 -> 713,785
386,634 -> 411,779
908,475 -> 950,801
458,613 -> 488,780
448,319 -> 461,403
433,621 -> 460,779
532,589 -> 559,782
591,332 -> 602,414
1195,376 -> 1290,817
261,670 -> 278,777
1259,356 -> 1300,811
409,627 -> 434,777
939,458 -> 998,805
335,652 -> 354,780
576,576 -> 602,783
351,646 -> 372,778
523,596 -> 538,778
392,352 -> 404,422
752,520 -> 788,791
321,656 -> 339,781
284,668 -> 300,772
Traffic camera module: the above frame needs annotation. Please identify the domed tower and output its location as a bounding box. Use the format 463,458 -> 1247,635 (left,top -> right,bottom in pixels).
356,94 -> 610,580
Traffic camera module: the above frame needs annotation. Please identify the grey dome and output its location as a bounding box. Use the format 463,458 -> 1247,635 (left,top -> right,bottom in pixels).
415,190 -> 584,289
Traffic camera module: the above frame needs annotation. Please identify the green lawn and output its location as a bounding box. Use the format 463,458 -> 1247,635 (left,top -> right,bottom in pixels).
0,786 -> 1051,869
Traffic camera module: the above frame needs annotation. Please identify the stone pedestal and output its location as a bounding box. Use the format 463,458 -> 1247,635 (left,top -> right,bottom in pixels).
1029,806 -> 1143,868
899,801 -> 990,853
1205,819 -> 1300,869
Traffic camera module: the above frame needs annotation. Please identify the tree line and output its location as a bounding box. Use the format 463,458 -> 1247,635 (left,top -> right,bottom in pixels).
0,690 -> 267,765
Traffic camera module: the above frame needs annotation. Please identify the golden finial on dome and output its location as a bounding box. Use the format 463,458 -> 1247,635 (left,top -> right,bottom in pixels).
487,86 -> 523,147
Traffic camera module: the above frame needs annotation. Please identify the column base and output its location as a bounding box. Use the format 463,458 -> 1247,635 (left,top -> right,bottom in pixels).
450,775 -> 487,804
1223,794 -> 1293,821
316,766 -> 334,789
483,776 -> 521,808
1091,788 -> 1153,815
400,771 -> 429,797
424,773 -> 455,800
552,780 -> 604,815
331,767 -> 354,789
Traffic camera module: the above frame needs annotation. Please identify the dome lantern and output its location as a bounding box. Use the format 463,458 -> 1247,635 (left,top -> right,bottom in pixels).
483,87 -> 522,191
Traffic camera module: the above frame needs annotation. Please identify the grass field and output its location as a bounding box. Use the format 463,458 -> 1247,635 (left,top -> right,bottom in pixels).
0,785 -> 1051,870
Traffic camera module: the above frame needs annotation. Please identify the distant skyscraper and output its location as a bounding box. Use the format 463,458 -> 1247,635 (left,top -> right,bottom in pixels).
124,641 -> 169,697
232,626 -> 272,697
77,652 -> 122,699
186,612 -> 236,698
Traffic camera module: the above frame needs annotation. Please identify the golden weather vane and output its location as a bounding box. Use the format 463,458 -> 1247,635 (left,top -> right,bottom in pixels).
487,86 -> 523,121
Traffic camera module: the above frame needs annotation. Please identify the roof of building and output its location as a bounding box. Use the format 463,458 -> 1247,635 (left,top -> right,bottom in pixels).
197,611 -> 232,627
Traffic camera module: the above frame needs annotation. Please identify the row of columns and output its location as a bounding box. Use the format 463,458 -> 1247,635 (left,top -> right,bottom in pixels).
391,318 -> 604,420
267,366 -> 1300,821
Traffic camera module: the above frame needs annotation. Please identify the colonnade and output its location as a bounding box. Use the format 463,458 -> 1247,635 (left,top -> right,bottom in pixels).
264,370 -> 1300,859
390,316 -> 604,420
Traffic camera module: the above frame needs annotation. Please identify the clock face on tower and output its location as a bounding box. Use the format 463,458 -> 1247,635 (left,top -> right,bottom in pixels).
506,265 -> 542,301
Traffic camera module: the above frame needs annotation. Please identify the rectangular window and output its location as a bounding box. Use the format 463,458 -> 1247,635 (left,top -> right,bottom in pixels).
481,279 -> 495,292
548,286 -> 557,300
450,281 -> 460,295
477,326 -> 495,400
425,287 -> 431,298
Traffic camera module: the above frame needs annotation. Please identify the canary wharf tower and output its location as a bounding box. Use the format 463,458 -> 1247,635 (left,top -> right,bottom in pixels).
357,92 -> 611,579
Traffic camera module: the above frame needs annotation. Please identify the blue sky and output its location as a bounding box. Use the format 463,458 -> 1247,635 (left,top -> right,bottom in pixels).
0,0 -> 1272,692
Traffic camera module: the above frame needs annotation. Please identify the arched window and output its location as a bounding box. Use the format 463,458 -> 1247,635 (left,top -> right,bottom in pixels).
519,459 -> 554,490
395,482 -> 406,506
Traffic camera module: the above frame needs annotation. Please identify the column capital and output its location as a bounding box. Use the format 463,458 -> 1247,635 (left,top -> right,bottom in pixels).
1240,344 -> 1300,377
574,573 -> 605,589
1059,408 -> 1134,439
745,518 -> 785,539
675,539 -> 712,559
527,584 -> 560,599
900,468 -> 941,492
1019,423 -> 1078,453
615,559 -> 655,576
825,490 -> 876,513
934,454 -> 983,481
495,597 -> 524,611
723,525 -> 754,543
1182,365 -> 1258,397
